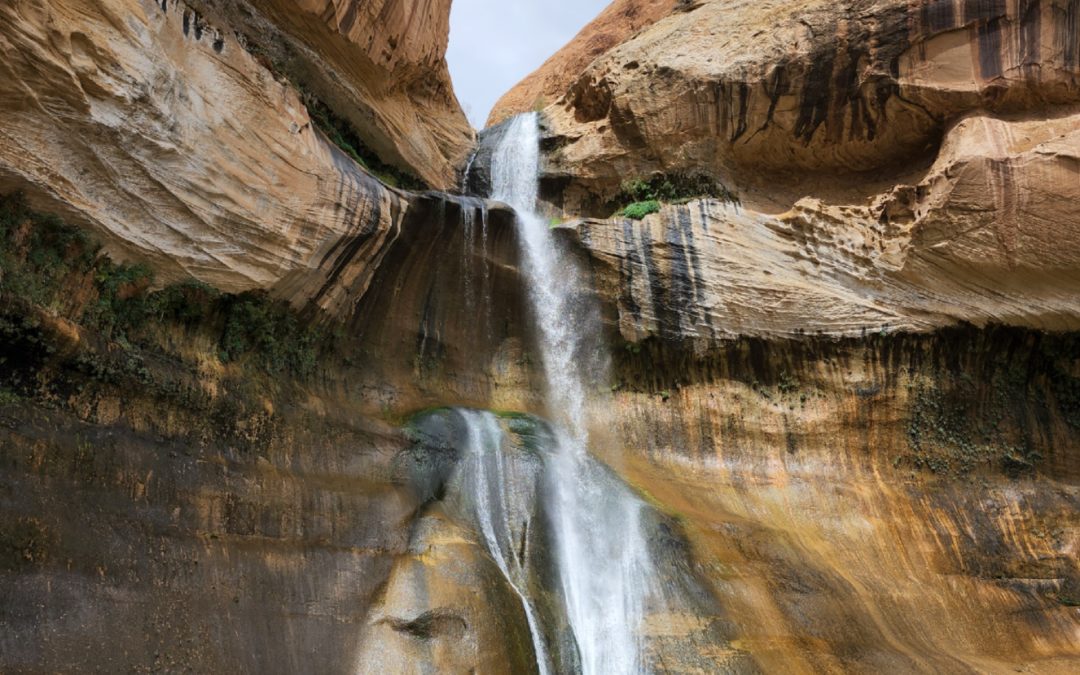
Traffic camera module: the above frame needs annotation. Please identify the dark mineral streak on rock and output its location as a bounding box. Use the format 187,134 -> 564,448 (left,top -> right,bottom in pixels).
621,219 -> 644,322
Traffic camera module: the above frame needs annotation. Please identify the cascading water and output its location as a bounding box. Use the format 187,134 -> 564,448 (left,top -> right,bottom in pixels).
359,115 -> 743,675
489,114 -> 591,443
490,112 -> 659,675
457,409 -> 553,675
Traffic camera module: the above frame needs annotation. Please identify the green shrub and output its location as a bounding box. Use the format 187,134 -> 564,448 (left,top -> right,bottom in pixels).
622,200 -> 661,220
219,291 -> 322,376
615,173 -> 738,208
0,194 -> 98,306
84,259 -> 155,338
143,280 -> 221,325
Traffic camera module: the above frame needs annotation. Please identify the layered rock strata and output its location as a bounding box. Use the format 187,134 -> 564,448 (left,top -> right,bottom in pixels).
534,0 -> 1080,213
188,0 -> 473,187
466,0 -> 1080,340
0,0 -> 472,294
575,106 -> 1080,339
602,328 -> 1080,673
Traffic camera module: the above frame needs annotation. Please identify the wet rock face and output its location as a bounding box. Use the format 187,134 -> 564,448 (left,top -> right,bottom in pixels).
0,400 -> 416,673
373,409 -> 756,674
365,410 -> 553,674
2,318 -> 1077,672
598,328 -> 1080,673
333,195 -> 541,413
535,0 -> 1080,213
462,119 -> 517,199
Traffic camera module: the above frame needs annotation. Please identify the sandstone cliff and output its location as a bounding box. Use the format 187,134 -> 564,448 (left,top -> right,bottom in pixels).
539,0 -> 1080,210
486,0 -> 678,127
481,0 -> 1080,340
189,0 -> 474,188
1,0 -> 1079,673
0,0 -> 472,295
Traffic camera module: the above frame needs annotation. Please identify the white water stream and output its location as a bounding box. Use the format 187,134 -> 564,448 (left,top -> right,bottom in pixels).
489,112 -> 657,675
458,409 -> 553,675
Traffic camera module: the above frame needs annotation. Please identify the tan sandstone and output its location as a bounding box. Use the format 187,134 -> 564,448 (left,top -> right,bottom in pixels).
190,0 -> 473,188
0,0 -> 475,297
535,0 -> 1080,213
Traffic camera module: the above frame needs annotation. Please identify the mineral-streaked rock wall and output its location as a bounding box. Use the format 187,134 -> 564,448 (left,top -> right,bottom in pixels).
597,328 -> 1080,673
573,107 -> 1080,340
4,312 -> 1077,672
481,0 -> 1080,340
535,0 -> 1080,213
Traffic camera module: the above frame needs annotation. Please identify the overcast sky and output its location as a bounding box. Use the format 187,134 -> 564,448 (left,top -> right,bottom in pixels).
447,0 -> 611,129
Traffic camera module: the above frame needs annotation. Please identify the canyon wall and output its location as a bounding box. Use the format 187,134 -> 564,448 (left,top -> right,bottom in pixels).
0,0 -> 1078,673
187,0 -> 474,187
601,329 -> 1080,673
479,0 -> 1080,339
0,0 -> 472,294
534,0 -> 1080,213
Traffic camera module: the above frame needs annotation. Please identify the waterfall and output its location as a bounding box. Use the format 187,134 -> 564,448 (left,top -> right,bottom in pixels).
458,410 -> 553,675
490,112 -> 658,675
490,113 -> 591,443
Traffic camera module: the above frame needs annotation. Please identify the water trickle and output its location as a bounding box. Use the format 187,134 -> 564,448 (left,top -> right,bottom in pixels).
462,199 -> 478,317
459,197 -> 493,339
458,409 -> 554,675
490,112 -> 658,675
460,149 -> 479,194
463,203 -> 475,313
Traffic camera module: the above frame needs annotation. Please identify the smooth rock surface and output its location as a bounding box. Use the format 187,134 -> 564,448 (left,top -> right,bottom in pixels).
0,0 -> 473,294
190,0 -> 473,188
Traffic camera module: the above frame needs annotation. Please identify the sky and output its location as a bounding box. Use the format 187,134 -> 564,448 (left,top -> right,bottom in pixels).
446,0 -> 611,129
